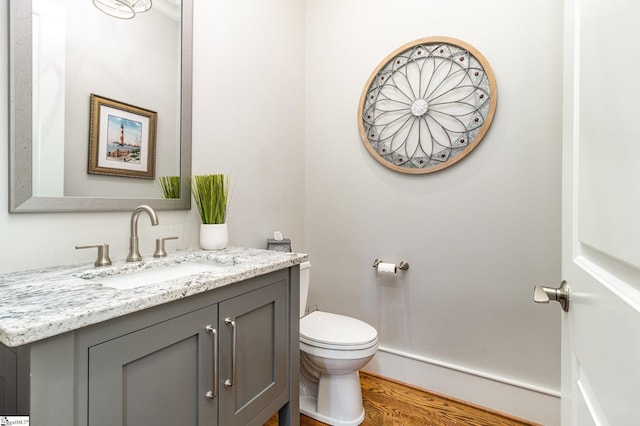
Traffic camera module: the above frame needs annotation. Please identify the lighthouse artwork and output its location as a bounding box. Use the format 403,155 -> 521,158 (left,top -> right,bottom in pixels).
105,116 -> 143,164
88,94 -> 157,179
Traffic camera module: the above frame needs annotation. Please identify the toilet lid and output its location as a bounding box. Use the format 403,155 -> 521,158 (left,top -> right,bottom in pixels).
300,311 -> 378,349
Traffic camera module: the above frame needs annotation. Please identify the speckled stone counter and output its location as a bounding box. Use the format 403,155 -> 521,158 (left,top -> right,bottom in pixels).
0,247 -> 307,347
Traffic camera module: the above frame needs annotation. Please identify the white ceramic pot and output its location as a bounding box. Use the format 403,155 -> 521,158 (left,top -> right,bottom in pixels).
200,223 -> 228,250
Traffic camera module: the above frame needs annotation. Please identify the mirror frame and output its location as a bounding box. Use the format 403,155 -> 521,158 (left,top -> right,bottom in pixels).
8,0 -> 192,212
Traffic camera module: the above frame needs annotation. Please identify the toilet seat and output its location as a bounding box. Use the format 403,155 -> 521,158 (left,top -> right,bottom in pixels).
300,311 -> 378,351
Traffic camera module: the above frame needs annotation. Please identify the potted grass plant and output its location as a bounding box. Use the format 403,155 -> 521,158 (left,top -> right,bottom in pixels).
158,176 -> 181,199
191,174 -> 230,249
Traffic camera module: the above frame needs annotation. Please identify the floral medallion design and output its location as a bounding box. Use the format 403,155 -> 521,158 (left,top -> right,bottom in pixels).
358,37 -> 497,174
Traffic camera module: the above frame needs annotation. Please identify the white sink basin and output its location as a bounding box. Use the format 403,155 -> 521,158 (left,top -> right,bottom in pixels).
92,262 -> 223,290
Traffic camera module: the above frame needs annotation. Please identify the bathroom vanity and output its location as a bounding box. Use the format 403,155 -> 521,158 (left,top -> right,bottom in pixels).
0,247 -> 306,426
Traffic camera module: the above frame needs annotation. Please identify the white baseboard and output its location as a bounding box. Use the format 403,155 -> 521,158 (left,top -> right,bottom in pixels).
364,346 -> 560,426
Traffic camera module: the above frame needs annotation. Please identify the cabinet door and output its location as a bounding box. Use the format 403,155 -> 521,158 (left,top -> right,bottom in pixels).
219,280 -> 287,425
88,305 -> 218,426
0,345 -> 29,415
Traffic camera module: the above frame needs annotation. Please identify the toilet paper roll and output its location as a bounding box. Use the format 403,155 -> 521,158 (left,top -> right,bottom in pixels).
377,262 -> 397,275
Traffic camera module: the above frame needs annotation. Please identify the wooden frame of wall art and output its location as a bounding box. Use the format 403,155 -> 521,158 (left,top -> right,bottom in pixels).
88,93 -> 157,179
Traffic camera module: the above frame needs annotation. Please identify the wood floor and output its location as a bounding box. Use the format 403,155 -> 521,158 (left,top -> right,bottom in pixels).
265,371 -> 540,426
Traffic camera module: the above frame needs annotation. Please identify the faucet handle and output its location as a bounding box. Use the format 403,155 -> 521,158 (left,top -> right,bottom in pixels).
153,237 -> 178,258
76,243 -> 112,267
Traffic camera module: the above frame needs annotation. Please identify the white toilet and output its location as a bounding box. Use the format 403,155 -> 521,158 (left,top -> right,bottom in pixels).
298,261 -> 378,426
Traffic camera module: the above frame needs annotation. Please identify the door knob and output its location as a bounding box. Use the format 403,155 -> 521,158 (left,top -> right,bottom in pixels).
533,280 -> 569,312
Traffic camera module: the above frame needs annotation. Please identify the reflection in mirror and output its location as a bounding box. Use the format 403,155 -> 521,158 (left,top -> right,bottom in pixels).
8,0 -> 192,212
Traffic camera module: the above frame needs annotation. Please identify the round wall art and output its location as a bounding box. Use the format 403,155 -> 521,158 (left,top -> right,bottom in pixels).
358,37 -> 497,174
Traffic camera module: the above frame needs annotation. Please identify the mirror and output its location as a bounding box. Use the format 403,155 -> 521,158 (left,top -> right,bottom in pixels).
8,0 -> 192,212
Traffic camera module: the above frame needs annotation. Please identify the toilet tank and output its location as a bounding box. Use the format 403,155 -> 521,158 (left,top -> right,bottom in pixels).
299,261 -> 311,318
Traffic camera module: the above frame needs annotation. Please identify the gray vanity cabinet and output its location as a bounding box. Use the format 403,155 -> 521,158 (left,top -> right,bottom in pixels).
0,249 -> 303,426
76,271 -> 292,426
0,345 -> 29,415
87,303 -> 219,425
218,281 -> 287,425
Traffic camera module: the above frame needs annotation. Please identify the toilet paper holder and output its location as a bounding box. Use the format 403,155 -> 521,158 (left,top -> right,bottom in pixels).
372,258 -> 409,271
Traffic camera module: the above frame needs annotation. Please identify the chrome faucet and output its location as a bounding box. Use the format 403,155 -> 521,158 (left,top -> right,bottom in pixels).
126,205 -> 159,262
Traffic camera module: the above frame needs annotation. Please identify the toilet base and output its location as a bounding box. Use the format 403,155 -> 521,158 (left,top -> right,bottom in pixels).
300,371 -> 365,426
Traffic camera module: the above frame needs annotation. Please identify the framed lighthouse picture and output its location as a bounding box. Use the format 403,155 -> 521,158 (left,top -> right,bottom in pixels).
88,94 -> 157,179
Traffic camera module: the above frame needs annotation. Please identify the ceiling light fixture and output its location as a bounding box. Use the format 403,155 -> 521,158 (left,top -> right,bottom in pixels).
93,0 -> 152,19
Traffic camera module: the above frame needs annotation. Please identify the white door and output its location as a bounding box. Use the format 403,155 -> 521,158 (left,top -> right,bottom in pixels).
557,0 -> 640,424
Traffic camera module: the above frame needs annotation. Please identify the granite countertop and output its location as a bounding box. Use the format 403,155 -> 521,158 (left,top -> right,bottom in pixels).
0,247 -> 307,347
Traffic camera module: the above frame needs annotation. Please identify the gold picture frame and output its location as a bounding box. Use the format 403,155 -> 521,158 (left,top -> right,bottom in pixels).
88,94 -> 157,179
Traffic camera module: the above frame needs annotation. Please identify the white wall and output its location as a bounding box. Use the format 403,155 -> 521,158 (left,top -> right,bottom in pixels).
193,0 -> 304,251
304,1 -> 563,424
191,0 -> 306,249
0,0 -> 306,272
